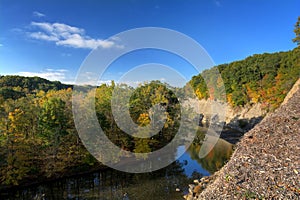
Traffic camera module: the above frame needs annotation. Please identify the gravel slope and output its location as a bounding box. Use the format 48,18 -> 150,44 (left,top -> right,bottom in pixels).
197,79 -> 300,199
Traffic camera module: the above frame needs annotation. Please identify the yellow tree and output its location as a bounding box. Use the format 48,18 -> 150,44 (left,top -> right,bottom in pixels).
2,108 -> 32,185
134,113 -> 152,159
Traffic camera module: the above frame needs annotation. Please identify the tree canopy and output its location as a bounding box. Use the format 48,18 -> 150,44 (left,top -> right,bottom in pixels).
189,47 -> 300,109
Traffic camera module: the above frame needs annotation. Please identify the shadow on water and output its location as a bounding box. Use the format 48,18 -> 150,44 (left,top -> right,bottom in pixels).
1,139 -> 233,200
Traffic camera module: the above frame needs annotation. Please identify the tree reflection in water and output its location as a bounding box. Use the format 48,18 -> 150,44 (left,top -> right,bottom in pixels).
186,139 -> 233,174
1,139 -> 233,200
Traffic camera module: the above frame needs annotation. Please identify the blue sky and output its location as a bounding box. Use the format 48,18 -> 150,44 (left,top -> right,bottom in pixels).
0,0 -> 299,85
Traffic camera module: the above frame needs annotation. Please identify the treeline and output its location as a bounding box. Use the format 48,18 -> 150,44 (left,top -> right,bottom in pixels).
189,47 -> 300,109
0,79 -> 182,186
0,75 -> 72,100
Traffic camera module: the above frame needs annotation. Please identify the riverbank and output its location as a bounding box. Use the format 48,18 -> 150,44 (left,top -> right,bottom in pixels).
185,78 -> 300,199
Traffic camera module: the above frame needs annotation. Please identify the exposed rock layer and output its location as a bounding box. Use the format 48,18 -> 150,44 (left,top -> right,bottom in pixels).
184,98 -> 266,133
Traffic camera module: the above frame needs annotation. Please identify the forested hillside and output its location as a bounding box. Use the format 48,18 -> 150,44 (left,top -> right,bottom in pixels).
189,47 -> 300,110
0,75 -> 71,100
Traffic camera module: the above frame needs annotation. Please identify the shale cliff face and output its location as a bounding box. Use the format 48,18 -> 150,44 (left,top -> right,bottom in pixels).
184,98 -> 266,132
185,78 -> 300,199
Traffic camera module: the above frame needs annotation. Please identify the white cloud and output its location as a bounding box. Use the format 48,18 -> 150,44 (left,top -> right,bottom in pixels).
45,68 -> 68,72
117,80 -> 142,88
31,22 -> 84,35
55,33 -> 115,49
33,11 -> 46,18
73,71 -> 119,86
28,21 -> 121,49
9,69 -> 115,85
17,69 -> 69,82
29,32 -> 58,41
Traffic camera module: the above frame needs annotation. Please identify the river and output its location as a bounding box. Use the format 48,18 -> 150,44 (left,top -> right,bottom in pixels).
1,139 -> 233,200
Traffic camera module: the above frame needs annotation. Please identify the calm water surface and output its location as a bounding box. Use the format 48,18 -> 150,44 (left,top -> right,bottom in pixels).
1,139 -> 233,200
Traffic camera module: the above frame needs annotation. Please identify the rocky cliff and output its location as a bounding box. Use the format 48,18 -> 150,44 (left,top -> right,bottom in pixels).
184,97 -> 266,134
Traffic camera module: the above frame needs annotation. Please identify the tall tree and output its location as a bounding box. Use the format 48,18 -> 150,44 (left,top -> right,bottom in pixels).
38,97 -> 68,176
292,16 -> 300,46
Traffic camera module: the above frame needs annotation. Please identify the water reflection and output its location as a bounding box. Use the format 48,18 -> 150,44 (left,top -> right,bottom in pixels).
1,139 -> 233,200
185,139 -> 233,174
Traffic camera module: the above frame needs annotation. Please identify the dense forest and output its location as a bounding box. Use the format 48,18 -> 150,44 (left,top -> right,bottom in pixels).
189,47 -> 300,109
0,78 -> 185,187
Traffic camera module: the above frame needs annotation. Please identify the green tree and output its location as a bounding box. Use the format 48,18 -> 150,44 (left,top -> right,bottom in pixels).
292,16 -> 300,46
38,97 -> 68,177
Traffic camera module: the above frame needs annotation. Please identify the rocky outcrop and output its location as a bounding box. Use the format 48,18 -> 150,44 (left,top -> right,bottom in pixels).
183,176 -> 213,200
185,78 -> 300,199
184,98 -> 267,139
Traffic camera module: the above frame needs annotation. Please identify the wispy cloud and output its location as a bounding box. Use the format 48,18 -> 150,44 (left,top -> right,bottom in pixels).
16,69 -> 113,85
33,11 -> 46,18
117,80 -> 142,88
28,21 -> 122,49
72,71 -> 116,86
30,31 -> 58,41
17,68 -> 69,82
0,44 -> 3,47
214,0 -> 222,7
61,52 -> 72,57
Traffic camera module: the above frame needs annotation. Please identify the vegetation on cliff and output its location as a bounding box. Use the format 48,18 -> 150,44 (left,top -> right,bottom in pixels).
189,47 -> 300,109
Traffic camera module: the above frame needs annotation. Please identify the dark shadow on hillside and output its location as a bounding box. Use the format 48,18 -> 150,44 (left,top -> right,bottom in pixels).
220,116 -> 263,144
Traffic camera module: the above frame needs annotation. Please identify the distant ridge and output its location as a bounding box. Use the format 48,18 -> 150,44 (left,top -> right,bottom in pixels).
0,75 -> 72,99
